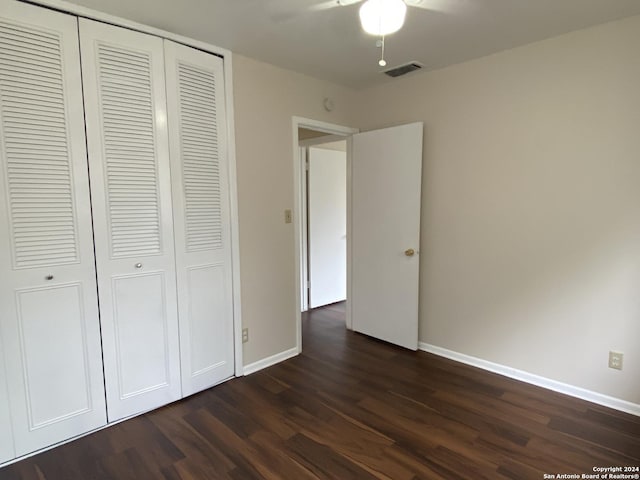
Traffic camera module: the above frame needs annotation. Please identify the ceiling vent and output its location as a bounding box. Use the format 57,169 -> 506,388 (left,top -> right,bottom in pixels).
383,62 -> 423,78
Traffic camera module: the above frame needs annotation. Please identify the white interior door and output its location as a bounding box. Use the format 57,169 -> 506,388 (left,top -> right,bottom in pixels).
308,147 -> 347,308
0,1 -> 106,457
164,40 -> 235,396
79,19 -> 181,421
350,123 -> 423,350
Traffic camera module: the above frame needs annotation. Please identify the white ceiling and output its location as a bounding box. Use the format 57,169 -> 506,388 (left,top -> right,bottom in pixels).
65,0 -> 640,88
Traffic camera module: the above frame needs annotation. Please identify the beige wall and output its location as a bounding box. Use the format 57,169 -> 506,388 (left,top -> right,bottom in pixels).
232,55 -> 357,365
355,15 -> 640,404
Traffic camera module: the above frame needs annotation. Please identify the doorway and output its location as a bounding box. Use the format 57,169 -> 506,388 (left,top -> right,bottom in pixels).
292,118 -> 358,353
301,139 -> 347,311
294,119 -> 424,354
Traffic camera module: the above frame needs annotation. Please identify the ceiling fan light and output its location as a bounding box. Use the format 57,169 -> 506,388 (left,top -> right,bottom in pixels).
359,0 -> 407,36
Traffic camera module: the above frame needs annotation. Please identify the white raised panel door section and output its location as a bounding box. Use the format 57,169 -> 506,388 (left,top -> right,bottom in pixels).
79,19 -> 181,421
0,1 -> 107,456
164,40 -> 235,396
351,123 -> 423,350
308,147 -> 347,308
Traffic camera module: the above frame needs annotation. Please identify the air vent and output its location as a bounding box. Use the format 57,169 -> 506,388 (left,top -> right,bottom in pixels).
384,62 -> 423,78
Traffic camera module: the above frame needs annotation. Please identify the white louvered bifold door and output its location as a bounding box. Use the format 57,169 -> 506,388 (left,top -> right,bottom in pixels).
79,19 -> 181,421
0,1 -> 107,458
164,41 -> 235,396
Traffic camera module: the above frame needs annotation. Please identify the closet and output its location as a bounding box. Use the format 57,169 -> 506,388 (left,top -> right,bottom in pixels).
0,0 -> 236,463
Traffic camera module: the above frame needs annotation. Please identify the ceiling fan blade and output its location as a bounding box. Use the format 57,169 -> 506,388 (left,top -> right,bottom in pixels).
308,0 -> 341,12
272,0 -> 362,23
404,0 -> 470,14
270,1 -> 331,23
337,0 -> 364,6
309,0 -> 362,11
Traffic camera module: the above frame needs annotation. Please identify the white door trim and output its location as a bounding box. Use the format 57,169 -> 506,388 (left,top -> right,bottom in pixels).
221,55 -> 244,377
299,134 -> 347,148
292,117 -> 358,353
300,147 -> 309,313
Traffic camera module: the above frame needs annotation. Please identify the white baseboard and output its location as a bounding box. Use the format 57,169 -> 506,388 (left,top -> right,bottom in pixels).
418,342 -> 640,417
243,347 -> 299,376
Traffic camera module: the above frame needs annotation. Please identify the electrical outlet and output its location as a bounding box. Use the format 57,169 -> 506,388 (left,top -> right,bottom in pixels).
284,209 -> 292,224
242,328 -> 249,344
608,351 -> 623,370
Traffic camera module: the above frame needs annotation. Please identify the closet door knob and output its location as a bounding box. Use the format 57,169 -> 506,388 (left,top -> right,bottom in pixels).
45,274 -> 54,281
135,263 -> 142,269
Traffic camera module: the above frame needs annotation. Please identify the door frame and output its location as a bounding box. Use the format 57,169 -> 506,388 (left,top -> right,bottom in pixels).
299,146 -> 309,313
292,117 -> 358,353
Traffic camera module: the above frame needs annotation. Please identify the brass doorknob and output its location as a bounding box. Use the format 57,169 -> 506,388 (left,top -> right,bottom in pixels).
404,248 -> 415,257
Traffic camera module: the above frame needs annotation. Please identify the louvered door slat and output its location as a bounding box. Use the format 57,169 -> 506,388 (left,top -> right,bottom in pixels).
1,75 -> 63,94
101,123 -> 153,134
178,71 -> 216,88
2,111 -> 66,124
0,53 -> 62,71
100,68 -> 151,85
3,108 -> 65,123
0,33 -> 60,53
0,38 -> 61,56
102,106 -> 154,117
0,21 -> 60,42
6,125 -> 67,136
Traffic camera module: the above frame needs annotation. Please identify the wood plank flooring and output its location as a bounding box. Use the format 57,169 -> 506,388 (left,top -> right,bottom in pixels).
1,302 -> 639,479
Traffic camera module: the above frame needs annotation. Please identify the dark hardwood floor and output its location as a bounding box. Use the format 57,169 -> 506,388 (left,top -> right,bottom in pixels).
2,302 -> 639,479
